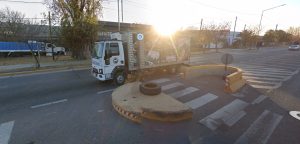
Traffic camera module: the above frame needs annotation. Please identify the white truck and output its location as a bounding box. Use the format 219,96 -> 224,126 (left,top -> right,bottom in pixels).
44,43 -> 66,56
91,32 -> 190,85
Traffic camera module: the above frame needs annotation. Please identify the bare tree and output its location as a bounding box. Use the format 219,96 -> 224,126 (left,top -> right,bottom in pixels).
287,26 -> 300,42
0,7 -> 26,41
202,22 -> 231,52
0,7 -> 47,68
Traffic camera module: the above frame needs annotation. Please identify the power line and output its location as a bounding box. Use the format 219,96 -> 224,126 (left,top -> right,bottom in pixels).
0,0 -> 43,4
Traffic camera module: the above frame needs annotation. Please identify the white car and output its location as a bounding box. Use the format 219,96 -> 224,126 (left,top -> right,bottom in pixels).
289,44 -> 300,51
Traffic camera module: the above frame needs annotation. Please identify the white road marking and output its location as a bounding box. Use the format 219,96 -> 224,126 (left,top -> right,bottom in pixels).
244,71 -> 293,76
223,111 -> 247,127
97,110 -> 104,113
250,83 -> 281,90
243,73 -> 287,79
97,89 -> 115,94
161,82 -> 183,91
252,95 -> 268,104
234,110 -> 283,144
184,93 -> 218,109
241,67 -> 292,73
0,121 -> 14,144
149,78 -> 170,84
243,76 -> 283,82
246,79 -> 279,85
169,87 -> 199,99
31,99 -> 68,109
199,99 -> 249,130
243,70 -> 293,75
289,111 -> 300,121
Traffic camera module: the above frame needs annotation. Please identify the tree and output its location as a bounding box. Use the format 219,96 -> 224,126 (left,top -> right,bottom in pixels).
202,22 -> 231,52
45,0 -> 103,59
0,7 -> 46,67
287,26 -> 300,42
263,30 -> 276,43
240,26 -> 259,48
263,29 -> 292,45
0,7 -> 46,42
0,7 -> 26,41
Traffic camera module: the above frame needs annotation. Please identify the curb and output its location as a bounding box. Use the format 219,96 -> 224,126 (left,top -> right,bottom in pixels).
112,104 -> 142,123
141,108 -> 193,122
111,82 -> 193,123
0,65 -> 89,77
112,102 -> 192,123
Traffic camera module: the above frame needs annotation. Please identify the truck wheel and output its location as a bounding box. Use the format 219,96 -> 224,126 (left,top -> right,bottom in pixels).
139,82 -> 161,96
114,72 -> 125,86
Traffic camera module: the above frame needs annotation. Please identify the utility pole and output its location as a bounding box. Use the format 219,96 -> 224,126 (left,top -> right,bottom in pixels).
48,11 -> 54,61
121,0 -> 124,22
200,18 -> 203,30
117,0 -> 120,32
199,18 -> 203,53
275,24 -> 278,31
232,16 -> 237,46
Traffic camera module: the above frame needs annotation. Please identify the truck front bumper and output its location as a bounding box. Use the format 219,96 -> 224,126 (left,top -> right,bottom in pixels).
91,71 -> 106,81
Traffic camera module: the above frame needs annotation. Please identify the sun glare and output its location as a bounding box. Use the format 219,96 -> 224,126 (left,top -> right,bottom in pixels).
154,22 -> 178,36
147,0 -> 189,36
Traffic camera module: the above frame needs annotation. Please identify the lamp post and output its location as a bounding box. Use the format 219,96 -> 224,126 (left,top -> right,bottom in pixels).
258,4 -> 286,35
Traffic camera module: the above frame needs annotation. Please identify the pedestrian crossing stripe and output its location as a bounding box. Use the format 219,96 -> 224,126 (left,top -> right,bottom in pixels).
149,78 -> 170,84
169,87 -> 199,99
234,110 -> 283,144
184,93 -> 218,109
199,99 -> 249,130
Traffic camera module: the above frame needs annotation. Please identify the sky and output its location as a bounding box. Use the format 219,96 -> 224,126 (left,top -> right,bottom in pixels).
0,0 -> 299,34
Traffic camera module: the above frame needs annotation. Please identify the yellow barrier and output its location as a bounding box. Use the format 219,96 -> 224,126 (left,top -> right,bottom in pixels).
224,68 -> 246,93
181,65 -> 246,93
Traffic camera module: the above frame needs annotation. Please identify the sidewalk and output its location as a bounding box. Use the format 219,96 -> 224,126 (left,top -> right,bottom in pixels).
0,60 -> 90,74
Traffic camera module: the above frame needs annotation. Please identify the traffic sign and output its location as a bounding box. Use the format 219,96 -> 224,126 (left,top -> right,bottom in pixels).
137,33 -> 144,41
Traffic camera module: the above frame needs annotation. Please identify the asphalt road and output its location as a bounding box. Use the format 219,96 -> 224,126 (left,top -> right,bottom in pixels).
1,47 -> 300,144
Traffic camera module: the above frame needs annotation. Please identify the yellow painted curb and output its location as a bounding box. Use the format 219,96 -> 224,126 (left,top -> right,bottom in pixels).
113,104 -> 142,123
111,82 -> 192,123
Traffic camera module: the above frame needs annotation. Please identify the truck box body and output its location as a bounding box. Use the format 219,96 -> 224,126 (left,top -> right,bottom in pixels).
91,31 -> 191,84
0,42 -> 44,53
121,32 -> 191,71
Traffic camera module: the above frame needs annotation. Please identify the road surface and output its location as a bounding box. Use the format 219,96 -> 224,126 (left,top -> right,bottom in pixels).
1,48 -> 300,144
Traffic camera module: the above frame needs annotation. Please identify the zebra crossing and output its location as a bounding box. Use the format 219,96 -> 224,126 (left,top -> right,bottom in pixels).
150,78 -> 284,144
0,121 -> 14,144
189,48 -> 300,92
234,58 -> 300,92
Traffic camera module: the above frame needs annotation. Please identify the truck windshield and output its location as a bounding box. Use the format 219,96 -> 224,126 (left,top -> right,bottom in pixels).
92,43 -> 104,58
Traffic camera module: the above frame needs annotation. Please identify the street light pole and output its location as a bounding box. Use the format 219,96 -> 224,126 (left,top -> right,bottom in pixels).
258,4 -> 286,35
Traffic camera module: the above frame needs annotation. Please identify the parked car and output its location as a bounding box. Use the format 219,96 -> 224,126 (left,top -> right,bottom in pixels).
289,42 -> 300,51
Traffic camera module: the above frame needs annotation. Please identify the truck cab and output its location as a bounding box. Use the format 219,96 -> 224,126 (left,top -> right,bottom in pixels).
45,43 -> 66,56
92,41 -> 126,85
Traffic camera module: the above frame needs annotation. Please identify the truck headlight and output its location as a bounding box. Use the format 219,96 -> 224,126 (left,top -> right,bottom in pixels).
98,69 -> 103,74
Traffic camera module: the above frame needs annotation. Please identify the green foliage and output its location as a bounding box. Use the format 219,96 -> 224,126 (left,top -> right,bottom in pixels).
46,0 -> 102,59
239,27 -> 259,48
263,30 -> 292,43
